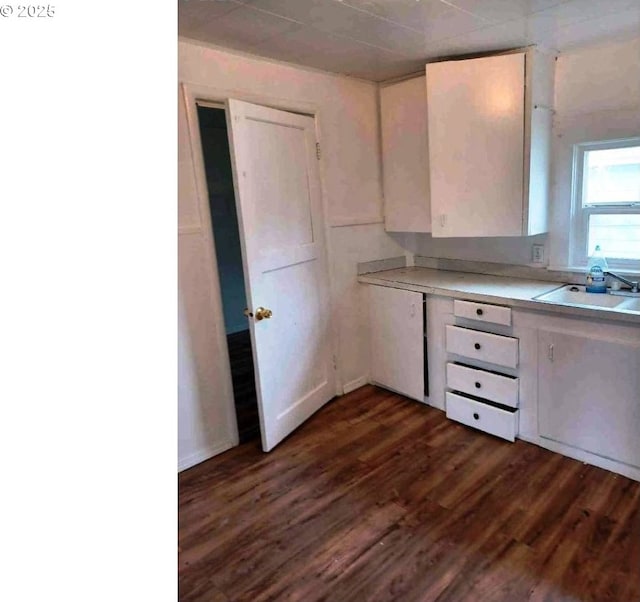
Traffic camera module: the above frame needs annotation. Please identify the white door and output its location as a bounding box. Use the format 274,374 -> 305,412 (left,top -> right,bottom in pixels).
369,285 -> 424,402
225,99 -> 335,452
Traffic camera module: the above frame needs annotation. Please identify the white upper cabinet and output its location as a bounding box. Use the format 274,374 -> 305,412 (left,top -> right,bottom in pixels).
380,76 -> 431,233
426,48 -> 555,238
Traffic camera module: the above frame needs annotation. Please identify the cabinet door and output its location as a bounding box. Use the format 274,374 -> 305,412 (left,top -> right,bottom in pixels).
380,76 -> 431,233
538,330 -> 640,468
369,285 -> 424,402
426,53 -> 525,237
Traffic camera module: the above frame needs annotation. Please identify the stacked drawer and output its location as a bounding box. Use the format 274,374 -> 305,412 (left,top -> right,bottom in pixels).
445,300 -> 519,442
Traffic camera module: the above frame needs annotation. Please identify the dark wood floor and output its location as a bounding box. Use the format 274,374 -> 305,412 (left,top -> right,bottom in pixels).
178,385 -> 640,602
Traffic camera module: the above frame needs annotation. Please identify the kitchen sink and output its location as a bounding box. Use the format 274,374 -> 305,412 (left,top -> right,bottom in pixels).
534,285 -> 632,309
619,297 -> 640,312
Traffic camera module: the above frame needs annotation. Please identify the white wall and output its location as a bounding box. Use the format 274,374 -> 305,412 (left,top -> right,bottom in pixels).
549,36 -> 640,268
405,232 -> 548,267
178,40 -> 402,469
330,225 -> 407,392
179,40 -> 384,224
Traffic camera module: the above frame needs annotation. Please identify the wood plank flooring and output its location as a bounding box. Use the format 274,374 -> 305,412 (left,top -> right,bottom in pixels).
178,385 -> 640,602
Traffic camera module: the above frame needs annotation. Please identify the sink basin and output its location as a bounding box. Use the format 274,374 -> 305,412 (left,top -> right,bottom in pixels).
534,285 -> 629,309
619,297 -> 640,312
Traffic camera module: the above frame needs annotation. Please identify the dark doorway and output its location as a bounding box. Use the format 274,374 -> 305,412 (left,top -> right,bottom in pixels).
197,105 -> 260,444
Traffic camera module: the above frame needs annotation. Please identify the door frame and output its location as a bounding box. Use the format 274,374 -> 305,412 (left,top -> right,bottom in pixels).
180,82 -> 342,450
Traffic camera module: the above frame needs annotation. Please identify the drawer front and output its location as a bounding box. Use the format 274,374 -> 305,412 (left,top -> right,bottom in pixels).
446,325 -> 518,368
446,392 -> 518,442
454,299 -> 511,326
446,363 -> 519,408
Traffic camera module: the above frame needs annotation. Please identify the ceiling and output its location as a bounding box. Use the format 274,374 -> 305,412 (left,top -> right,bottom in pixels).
178,0 -> 640,81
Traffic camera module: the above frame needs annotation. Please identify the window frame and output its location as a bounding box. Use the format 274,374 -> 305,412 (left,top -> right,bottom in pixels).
570,137 -> 640,270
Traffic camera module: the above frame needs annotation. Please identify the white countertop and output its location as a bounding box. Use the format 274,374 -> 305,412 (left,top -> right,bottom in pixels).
358,267 -> 640,325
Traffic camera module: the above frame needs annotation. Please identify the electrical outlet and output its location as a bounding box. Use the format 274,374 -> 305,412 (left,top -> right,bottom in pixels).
532,244 -> 545,264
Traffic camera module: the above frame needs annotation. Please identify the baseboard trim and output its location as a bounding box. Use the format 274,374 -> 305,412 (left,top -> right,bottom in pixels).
518,434 -> 640,482
178,439 -> 236,472
343,375 -> 369,394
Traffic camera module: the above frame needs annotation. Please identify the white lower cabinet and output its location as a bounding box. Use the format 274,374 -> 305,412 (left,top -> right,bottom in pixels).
453,299 -> 512,326
368,284 -> 425,402
446,362 -> 519,408
444,300 -> 520,442
446,325 -> 519,369
446,392 -> 518,442
365,284 -> 640,480
538,328 -> 640,469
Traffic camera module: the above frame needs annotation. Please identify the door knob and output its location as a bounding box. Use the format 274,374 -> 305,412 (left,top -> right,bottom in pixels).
254,307 -> 273,321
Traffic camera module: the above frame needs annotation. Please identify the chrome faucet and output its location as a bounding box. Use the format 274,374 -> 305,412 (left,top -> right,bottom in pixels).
606,271 -> 639,293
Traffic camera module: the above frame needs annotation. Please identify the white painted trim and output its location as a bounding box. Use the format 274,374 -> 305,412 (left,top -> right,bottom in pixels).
518,434 -> 640,482
178,440 -> 236,473
183,81 -> 319,119
369,380 -> 427,404
178,225 -> 202,236
311,108 -> 344,396
570,136 -> 640,268
343,375 -> 369,394
181,84 -> 240,450
196,100 -> 225,110
374,80 -> 386,229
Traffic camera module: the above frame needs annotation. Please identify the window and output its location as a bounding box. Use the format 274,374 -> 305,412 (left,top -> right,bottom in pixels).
571,138 -> 640,269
